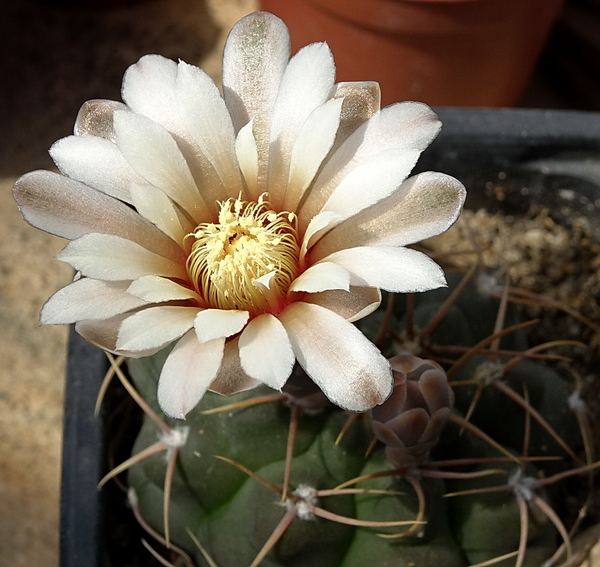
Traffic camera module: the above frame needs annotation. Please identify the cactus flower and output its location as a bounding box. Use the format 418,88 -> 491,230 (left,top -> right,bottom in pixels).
13,12 -> 465,418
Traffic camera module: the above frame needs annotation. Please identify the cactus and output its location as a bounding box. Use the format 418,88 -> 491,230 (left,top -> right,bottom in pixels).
103,244 -> 597,567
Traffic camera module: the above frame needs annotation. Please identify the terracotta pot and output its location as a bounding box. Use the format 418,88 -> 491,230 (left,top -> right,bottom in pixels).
260,0 -> 564,107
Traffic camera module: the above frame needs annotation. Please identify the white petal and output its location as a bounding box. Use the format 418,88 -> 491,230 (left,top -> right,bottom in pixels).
312,172 -> 467,259
299,101 -> 441,228
222,12 -> 290,190
289,262 -> 350,293
127,276 -> 201,303
279,302 -> 392,411
121,54 -> 180,132
130,183 -> 192,244
319,147 -> 421,223
13,170 -> 185,262
269,42 -> 336,146
41,279 -> 147,325
238,314 -> 294,390
253,270 -> 276,293
50,135 -> 146,204
301,149 -> 422,252
175,61 -> 243,194
74,99 -> 128,140
116,305 -> 199,352
158,331 -> 225,419
114,110 -> 207,220
300,210 -> 343,262
322,246 -> 447,293
283,98 -> 343,211
268,42 -> 336,205
57,233 -> 187,281
122,54 -> 227,210
235,120 -> 259,196
194,309 -> 249,343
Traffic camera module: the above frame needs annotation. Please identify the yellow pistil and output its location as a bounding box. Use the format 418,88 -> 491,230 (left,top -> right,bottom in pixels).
186,194 -> 300,314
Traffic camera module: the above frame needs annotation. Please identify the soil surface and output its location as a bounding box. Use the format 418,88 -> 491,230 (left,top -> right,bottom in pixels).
426,205 -> 600,558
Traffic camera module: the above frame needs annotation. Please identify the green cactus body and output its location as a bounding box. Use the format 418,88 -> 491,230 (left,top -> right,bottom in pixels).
128,363 -> 466,567
125,268 -> 583,566
341,448 -> 465,567
452,358 -> 581,476
129,353 -> 368,566
445,458 -> 554,567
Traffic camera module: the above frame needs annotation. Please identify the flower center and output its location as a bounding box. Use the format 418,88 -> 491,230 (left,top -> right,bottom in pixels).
186,194 -> 300,313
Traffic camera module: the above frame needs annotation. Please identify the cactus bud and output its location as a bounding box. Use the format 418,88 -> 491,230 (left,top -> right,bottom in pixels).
370,354 -> 454,468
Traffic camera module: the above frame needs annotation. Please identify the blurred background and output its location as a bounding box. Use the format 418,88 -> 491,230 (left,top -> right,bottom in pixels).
1,0 -> 599,564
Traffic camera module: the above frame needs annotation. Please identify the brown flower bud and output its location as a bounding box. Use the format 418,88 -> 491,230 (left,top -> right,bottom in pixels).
370,354 -> 454,469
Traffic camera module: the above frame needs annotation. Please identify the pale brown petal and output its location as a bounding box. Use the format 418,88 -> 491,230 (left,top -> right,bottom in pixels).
75,312 -> 165,358
222,12 -> 290,190
329,81 -> 381,154
279,301 -> 393,412
311,171 -> 466,260
303,285 -> 381,323
13,170 -> 185,262
74,99 -> 129,140
209,336 -> 261,396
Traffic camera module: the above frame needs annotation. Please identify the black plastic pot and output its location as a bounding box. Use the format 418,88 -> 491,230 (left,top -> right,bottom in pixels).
60,107 -> 600,567
61,329 -> 109,567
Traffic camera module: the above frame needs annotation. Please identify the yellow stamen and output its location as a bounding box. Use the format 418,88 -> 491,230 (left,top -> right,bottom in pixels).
186,194 -> 300,314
